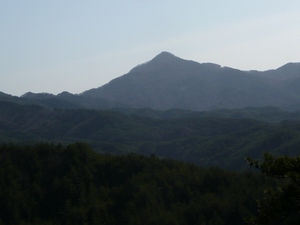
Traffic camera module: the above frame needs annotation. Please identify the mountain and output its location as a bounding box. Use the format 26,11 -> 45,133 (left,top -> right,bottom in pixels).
20,91 -> 129,109
2,100 -> 300,170
81,52 -> 300,111
257,62 -> 300,80
17,52 -> 300,111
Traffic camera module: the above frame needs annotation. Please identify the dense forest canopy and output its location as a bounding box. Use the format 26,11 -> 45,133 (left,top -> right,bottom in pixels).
1,100 -> 300,170
1,98 -> 300,224
0,142 -> 275,225
246,153 -> 300,224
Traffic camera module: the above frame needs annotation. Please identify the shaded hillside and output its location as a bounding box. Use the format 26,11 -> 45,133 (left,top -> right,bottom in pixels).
20,91 -> 129,109
0,142 -> 275,225
113,106 -> 300,123
1,101 -> 300,170
257,62 -> 300,80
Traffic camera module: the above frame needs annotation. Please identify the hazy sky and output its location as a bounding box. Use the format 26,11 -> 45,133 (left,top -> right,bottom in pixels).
1,1 -> 300,96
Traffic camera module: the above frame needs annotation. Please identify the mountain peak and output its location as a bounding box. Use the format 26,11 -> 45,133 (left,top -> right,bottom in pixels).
155,51 -> 176,58
129,52 -> 181,73
273,62 -> 300,80
151,51 -> 179,62
21,92 -> 55,99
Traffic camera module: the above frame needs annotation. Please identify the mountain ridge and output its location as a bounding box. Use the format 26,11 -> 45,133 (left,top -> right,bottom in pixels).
80,52 -> 300,111
6,52 -> 300,111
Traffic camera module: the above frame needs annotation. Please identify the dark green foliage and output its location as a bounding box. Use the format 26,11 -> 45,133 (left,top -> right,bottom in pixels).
2,100 -> 300,170
0,143 -> 274,225
115,106 -> 300,123
246,153 -> 300,224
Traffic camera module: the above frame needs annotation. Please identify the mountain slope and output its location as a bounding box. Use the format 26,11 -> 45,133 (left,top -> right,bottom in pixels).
16,52 -> 300,111
2,100 -> 300,170
82,52 -> 300,111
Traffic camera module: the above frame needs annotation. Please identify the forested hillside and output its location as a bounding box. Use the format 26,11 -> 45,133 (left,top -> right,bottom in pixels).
1,100 -> 300,170
0,143 -> 275,225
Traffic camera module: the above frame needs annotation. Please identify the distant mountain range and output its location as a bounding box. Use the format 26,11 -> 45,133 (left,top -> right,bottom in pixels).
4,52 -> 300,111
2,52 -> 300,170
2,99 -> 300,170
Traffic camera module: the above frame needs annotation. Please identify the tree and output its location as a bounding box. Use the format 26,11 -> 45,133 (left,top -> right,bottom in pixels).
246,153 -> 300,224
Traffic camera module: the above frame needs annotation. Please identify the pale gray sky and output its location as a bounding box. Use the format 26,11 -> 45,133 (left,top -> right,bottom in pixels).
1,1 -> 300,96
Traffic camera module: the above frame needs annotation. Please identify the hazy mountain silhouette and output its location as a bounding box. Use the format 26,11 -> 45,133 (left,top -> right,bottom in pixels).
81,52 -> 300,111
18,52 -> 300,111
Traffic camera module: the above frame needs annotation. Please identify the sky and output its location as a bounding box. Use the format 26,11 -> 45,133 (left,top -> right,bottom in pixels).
1,1 -> 300,96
